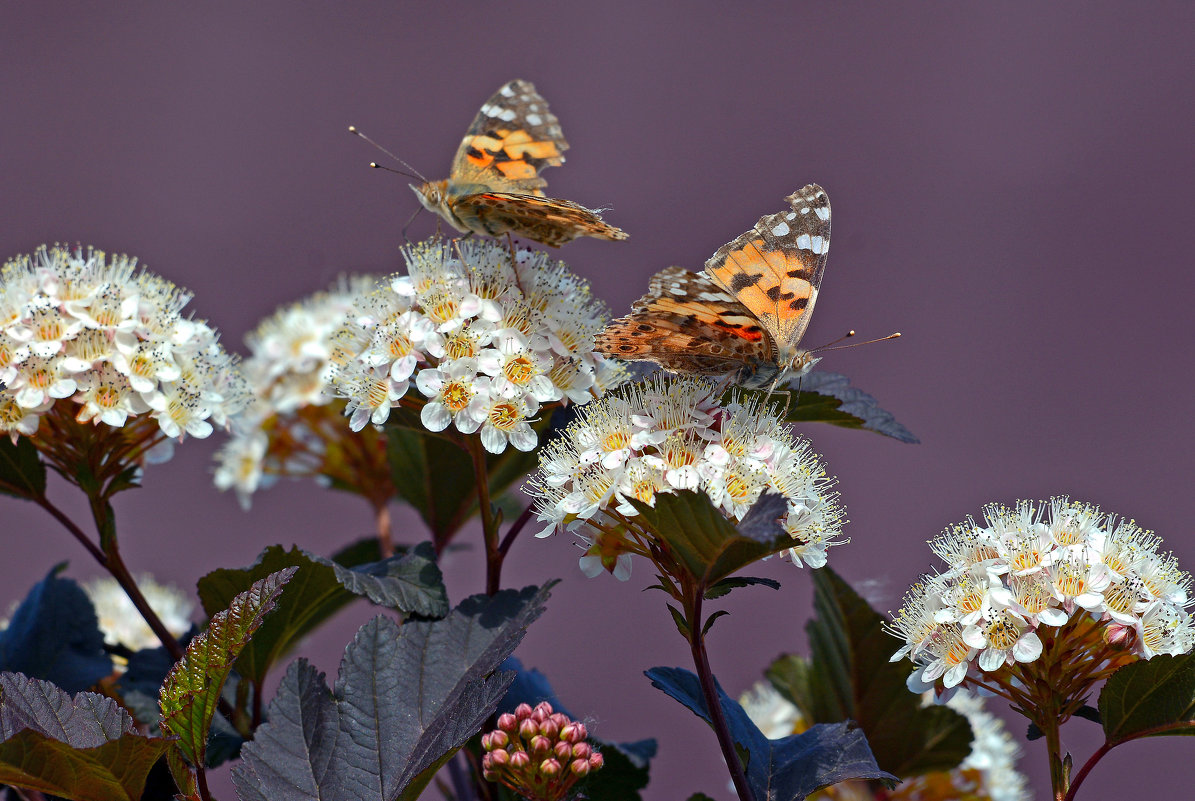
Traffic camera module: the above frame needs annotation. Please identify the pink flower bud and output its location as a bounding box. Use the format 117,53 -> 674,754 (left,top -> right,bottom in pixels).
497,713 -> 517,732
589,753 -> 604,770
488,749 -> 510,767
560,723 -> 586,743
519,719 -> 538,739
570,758 -> 591,776
554,742 -> 573,760
572,743 -> 591,760
540,719 -> 560,739
540,758 -> 561,777
510,751 -> 531,769
1104,622 -> 1133,648
530,735 -> 551,754
482,768 -> 498,781
535,701 -> 554,717
488,730 -> 509,749
515,703 -> 534,720
549,713 -> 568,729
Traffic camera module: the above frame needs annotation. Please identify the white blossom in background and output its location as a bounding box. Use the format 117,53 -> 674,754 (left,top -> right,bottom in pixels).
890,498 -> 1195,691
738,682 -> 1030,801
0,245 -> 248,454
328,237 -> 624,453
212,276 -> 376,507
82,575 -> 194,653
525,374 -> 844,579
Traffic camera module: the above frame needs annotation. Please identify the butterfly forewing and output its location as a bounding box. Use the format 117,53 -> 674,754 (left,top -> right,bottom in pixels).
703,184 -> 830,349
449,79 -> 568,195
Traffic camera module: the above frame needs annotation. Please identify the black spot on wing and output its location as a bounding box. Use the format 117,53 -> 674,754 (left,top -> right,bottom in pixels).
765,286 -> 796,302
730,273 -> 762,292
788,297 -> 809,311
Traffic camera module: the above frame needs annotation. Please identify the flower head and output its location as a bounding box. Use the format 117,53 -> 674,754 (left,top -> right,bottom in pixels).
329,238 -> 622,454
525,375 -> 844,579
481,702 -> 603,801
891,498 -> 1194,710
82,575 -> 194,654
0,245 -> 248,473
212,277 -> 393,509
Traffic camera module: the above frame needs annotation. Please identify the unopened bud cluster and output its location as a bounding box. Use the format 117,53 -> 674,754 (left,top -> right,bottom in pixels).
481,702 -> 603,801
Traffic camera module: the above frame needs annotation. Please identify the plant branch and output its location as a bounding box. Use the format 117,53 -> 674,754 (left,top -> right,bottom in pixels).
467,438 -> 503,595
686,587 -> 754,801
33,495 -> 108,566
497,503 -> 535,558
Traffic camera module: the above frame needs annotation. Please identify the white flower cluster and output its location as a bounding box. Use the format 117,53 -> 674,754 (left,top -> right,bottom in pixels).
891,498 -> 1195,689
526,375 -> 844,578
82,575 -> 194,653
329,237 -> 623,454
213,277 -> 375,507
0,245 -> 248,447
739,683 -> 1029,801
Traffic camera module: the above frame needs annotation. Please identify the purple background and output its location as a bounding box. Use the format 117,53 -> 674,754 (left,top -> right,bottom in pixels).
3,2 -> 1193,798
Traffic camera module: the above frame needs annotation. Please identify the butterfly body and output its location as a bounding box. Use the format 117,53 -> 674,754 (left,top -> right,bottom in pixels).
411,80 -> 627,247
595,185 -> 829,388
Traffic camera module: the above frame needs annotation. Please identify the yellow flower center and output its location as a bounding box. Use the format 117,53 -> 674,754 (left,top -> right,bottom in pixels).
602,430 -> 630,452
441,380 -> 473,412
725,473 -> 753,502
388,332 -> 413,360
446,328 -> 479,360
503,355 -> 536,385
366,377 -> 391,409
488,401 -> 521,431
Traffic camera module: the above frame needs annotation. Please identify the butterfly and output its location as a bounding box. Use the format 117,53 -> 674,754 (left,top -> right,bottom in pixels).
595,185 -> 830,390
409,79 -> 628,247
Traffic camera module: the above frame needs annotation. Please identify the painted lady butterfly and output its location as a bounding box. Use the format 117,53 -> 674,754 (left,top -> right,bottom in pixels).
595,185 -> 830,390
410,79 -> 628,247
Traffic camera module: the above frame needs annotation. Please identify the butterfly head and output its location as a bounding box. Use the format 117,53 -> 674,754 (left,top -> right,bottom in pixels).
779,346 -> 819,381
411,180 -> 451,216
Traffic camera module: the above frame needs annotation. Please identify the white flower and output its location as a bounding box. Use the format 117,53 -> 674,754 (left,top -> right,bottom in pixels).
0,245 -> 248,455
891,497 -> 1195,691
329,237 -> 618,451
83,575 -> 194,653
525,374 -> 844,578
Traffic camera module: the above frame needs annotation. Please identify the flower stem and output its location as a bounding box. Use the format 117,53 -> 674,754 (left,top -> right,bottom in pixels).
467,438 -> 503,596
497,504 -> 535,559
374,500 -> 394,558
1065,740 -> 1112,801
686,589 -> 754,801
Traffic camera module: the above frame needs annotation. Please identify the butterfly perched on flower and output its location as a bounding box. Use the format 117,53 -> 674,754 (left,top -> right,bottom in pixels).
595,185 -> 830,390
408,79 -> 628,247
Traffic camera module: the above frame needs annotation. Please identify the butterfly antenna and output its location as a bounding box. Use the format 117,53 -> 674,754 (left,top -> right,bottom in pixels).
347,126 -> 429,183
816,331 -> 901,353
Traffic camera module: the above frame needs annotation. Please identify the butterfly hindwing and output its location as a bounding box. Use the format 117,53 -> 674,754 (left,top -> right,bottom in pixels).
703,184 -> 830,349
454,192 -> 628,247
595,268 -> 775,374
449,79 -> 568,196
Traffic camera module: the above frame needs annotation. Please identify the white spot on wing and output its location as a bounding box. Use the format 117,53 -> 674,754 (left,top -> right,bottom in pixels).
526,113 -> 542,126
500,85 -> 515,97
800,207 -> 810,214
499,109 -> 517,122
796,234 -> 812,250
771,221 -> 790,236
786,212 -> 796,220
815,206 -> 829,221
810,235 -> 827,254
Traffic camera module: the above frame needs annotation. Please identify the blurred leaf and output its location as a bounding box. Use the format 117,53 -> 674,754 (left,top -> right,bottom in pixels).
647,665 -> 894,799
0,565 -> 111,692
0,672 -> 169,801
785,370 -> 919,443
497,658 -> 657,801
232,583 -> 555,801
767,567 -> 972,778
0,437 -> 45,499
386,418 -> 548,546
1099,652 -> 1195,743
160,568 -> 296,767
197,543 -> 446,687
630,492 -> 793,589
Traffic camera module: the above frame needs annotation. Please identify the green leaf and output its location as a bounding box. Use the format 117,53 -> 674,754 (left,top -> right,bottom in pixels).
197,544 -> 447,687
0,437 -> 45,499
667,604 -> 691,640
0,672 -> 170,801
767,567 -> 972,777
232,584 -> 556,801
701,610 -> 731,636
704,575 -> 781,600
160,568 -> 296,766
647,666 -> 895,799
630,491 -> 794,589
1099,652 -> 1195,743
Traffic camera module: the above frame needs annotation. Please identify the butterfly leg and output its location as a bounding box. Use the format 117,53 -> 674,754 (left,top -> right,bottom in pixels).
506,232 -> 527,294
400,205 -> 424,244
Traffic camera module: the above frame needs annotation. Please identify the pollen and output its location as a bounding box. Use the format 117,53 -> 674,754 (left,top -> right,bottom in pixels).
503,355 -> 537,385
441,380 -> 473,412
488,400 -> 521,431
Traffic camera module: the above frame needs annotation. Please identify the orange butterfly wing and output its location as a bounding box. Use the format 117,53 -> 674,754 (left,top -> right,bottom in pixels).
703,184 -> 830,351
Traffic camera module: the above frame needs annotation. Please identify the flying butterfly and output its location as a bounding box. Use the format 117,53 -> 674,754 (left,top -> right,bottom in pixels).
596,185 -> 833,390
354,79 -> 627,247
